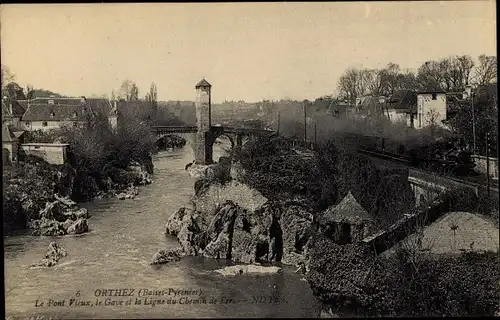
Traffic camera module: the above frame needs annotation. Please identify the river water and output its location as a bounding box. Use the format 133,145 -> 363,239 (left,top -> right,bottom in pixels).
4,145 -> 321,319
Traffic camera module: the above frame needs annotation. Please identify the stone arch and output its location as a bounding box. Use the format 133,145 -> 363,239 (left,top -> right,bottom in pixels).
156,134 -> 187,150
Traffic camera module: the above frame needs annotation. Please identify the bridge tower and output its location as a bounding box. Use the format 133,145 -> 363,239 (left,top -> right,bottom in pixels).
194,78 -> 214,164
195,78 -> 212,132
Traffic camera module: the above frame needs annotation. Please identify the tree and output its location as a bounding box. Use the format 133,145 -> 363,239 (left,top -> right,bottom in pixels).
448,83 -> 498,155
117,80 -> 139,101
473,55 -> 497,87
111,89 -> 116,101
26,85 -> 34,100
1,65 -> 14,89
379,63 -> 402,95
417,60 -> 447,91
338,68 -> 361,101
4,82 -> 26,101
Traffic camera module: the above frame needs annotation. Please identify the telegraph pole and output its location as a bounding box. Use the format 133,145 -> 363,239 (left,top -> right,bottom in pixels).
472,92 -> 476,153
303,102 -> 307,147
277,111 -> 280,135
486,132 -> 490,197
314,121 -> 317,147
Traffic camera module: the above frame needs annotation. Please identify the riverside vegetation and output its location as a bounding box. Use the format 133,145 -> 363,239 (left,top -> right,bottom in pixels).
161,133 -> 499,317
3,110 -> 185,239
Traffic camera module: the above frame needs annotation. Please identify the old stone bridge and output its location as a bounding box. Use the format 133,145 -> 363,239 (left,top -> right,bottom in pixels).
151,79 -> 273,164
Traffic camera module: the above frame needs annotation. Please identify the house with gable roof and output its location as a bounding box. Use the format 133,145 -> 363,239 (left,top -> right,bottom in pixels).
2,123 -> 25,162
2,98 -> 28,129
21,97 -> 115,131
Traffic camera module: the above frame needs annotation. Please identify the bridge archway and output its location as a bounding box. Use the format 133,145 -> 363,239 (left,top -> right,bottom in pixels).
156,134 -> 188,150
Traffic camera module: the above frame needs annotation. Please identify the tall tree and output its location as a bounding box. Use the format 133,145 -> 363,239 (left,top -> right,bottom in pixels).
1,65 -> 15,98
416,60 -> 447,91
117,80 -> 139,101
473,55 -> 497,87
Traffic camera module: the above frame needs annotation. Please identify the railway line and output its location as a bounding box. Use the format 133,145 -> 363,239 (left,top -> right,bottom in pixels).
359,149 -> 499,195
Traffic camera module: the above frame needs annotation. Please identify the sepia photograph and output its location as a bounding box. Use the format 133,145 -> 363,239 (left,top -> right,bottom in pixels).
1,1 -> 498,318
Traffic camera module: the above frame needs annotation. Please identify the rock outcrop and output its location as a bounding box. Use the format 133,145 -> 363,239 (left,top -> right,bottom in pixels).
117,185 -> 139,200
127,161 -> 153,185
27,195 -> 90,236
187,163 -> 217,180
167,198 -> 314,266
150,248 -> 184,265
31,242 -> 68,267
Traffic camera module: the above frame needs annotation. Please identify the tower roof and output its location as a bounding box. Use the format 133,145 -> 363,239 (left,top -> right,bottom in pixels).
195,78 -> 212,88
321,191 -> 373,225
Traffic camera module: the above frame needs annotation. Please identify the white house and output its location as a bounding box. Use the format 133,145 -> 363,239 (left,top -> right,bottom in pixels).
415,91 -> 447,129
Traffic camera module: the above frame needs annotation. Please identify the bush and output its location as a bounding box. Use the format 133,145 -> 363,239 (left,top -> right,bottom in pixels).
307,231 -> 500,317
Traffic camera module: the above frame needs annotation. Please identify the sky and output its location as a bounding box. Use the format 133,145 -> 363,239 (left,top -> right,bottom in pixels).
0,1 -> 496,103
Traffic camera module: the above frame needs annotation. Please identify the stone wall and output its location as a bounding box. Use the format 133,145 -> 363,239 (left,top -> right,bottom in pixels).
21,143 -> 69,165
362,193 -> 451,255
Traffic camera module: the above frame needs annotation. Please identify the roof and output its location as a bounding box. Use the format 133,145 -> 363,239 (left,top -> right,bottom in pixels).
86,98 -> 113,116
321,191 -> 373,225
11,100 -> 27,117
13,131 -> 25,139
417,90 -> 447,94
2,100 -> 12,118
22,97 -> 114,121
195,78 -> 212,88
29,97 -> 84,105
22,103 -> 91,121
358,96 -> 386,114
387,90 -> 417,110
2,124 -> 17,142
22,143 -> 69,147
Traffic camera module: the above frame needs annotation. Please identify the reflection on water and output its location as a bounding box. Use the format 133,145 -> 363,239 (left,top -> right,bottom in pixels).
4,146 -> 320,319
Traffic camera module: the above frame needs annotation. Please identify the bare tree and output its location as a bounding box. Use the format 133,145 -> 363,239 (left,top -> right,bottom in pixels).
473,55 -> 497,87
337,68 -> 360,101
1,65 -> 15,97
417,60 -> 447,91
117,80 -> 139,101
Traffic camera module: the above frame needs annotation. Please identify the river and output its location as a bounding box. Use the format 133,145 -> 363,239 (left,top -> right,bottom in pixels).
4,144 -> 321,319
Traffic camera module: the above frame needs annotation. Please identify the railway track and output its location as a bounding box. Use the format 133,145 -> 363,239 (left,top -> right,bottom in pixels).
359,149 -> 499,195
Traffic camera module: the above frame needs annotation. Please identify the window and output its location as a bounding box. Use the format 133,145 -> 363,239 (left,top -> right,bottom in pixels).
72,112 -> 78,118
431,93 -> 437,100
42,121 -> 48,127
50,112 -> 55,118
73,122 -> 78,127
25,121 -> 30,126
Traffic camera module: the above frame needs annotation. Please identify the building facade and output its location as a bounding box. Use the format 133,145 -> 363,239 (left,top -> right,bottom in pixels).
416,91 -> 447,129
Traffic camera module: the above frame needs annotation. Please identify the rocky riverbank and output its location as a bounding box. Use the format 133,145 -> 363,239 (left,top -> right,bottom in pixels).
3,155 -> 154,236
153,159 -> 314,270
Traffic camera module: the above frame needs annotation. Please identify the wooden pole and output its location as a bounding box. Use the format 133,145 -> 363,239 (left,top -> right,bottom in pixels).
303,102 -> 307,147
472,93 -> 476,153
486,132 -> 490,197
277,111 -> 280,135
314,121 -> 317,146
